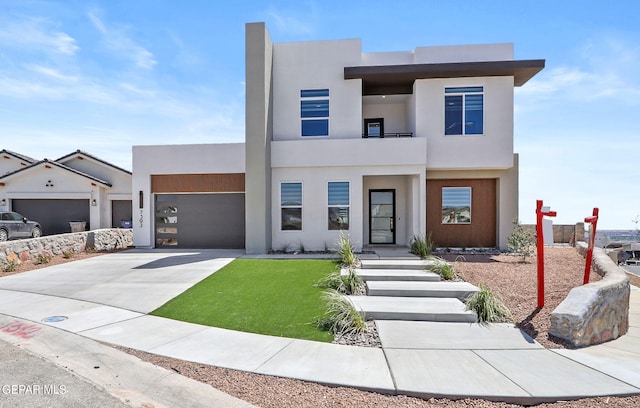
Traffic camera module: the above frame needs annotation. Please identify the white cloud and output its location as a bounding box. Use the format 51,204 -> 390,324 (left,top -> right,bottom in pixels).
87,11 -> 157,70
0,18 -> 79,55
27,64 -> 78,83
516,36 -> 640,105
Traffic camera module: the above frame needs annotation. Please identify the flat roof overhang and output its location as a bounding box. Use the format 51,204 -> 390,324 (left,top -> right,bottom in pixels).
344,59 -> 545,95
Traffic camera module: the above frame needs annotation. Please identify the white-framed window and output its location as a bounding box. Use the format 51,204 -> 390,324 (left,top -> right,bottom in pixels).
441,187 -> 472,224
444,87 -> 483,135
301,89 -> 329,137
328,181 -> 349,230
281,182 -> 302,230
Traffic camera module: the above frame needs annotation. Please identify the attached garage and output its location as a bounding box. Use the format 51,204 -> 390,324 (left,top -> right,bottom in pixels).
152,173 -> 245,249
12,199 -> 90,235
426,178 -> 497,248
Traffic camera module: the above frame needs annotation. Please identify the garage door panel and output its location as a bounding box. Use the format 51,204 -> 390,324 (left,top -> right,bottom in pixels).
155,194 -> 245,249
12,199 -> 90,236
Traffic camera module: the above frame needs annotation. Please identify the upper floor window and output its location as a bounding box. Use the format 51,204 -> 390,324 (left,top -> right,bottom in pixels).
445,87 -> 483,135
301,89 -> 329,137
281,182 -> 302,230
328,181 -> 350,230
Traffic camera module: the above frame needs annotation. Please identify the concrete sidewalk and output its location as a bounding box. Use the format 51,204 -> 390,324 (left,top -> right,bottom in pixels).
0,249 -> 639,405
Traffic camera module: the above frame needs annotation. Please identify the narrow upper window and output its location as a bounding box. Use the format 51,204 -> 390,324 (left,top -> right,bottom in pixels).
441,187 -> 472,224
281,182 -> 302,230
328,182 -> 349,230
301,89 -> 329,137
444,87 -> 483,135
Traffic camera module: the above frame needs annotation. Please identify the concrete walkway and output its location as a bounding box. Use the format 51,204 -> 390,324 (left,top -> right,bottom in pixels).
0,249 -> 639,405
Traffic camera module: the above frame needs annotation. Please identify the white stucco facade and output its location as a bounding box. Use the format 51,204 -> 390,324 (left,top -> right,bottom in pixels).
129,23 -> 542,252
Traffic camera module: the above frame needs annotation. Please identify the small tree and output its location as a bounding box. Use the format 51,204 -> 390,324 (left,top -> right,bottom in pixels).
507,218 -> 535,262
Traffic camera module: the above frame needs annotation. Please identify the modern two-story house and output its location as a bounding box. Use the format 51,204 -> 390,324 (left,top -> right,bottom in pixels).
132,22 -> 543,252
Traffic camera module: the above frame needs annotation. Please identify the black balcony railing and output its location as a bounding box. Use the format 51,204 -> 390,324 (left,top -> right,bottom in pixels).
362,132 -> 413,138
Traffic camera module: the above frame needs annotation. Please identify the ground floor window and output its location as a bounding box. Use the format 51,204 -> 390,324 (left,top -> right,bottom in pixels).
328,181 -> 349,230
281,182 -> 302,230
441,187 -> 471,224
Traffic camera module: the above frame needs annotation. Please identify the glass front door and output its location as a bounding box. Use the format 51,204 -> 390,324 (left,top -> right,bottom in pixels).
369,190 -> 395,244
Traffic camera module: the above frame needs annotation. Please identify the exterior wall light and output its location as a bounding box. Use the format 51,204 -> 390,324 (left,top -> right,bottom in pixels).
0,199 -> 6,206
91,199 -> 97,206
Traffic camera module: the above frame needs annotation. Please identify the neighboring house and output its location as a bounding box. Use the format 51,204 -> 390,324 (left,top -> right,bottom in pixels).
0,150 -> 132,235
0,149 -> 35,176
132,22 -> 544,252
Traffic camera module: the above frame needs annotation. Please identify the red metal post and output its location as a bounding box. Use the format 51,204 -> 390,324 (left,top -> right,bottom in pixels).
583,208 -> 599,285
536,200 -> 557,308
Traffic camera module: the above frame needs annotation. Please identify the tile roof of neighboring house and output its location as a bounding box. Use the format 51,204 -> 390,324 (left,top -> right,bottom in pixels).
55,149 -> 132,175
0,159 -> 112,187
0,149 -> 36,164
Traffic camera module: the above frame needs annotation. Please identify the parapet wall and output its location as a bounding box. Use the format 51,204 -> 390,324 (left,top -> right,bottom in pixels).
0,229 -> 133,266
549,242 -> 630,347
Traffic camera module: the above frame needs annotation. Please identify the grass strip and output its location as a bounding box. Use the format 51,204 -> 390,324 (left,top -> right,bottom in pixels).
151,259 -> 336,342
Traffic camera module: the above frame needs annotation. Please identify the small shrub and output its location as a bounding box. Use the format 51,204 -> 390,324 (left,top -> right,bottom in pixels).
336,232 -> 359,267
429,255 -> 465,281
2,260 -> 18,273
429,257 -> 454,280
315,289 -> 366,337
410,234 -> 434,259
35,254 -> 51,265
62,251 -> 75,259
465,285 -> 512,324
507,218 -> 535,263
315,267 -> 363,295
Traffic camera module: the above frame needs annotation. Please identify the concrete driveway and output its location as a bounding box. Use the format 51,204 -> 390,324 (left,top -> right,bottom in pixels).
0,249 -> 243,314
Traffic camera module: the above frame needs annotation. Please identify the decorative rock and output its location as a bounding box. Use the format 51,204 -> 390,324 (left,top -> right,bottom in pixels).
549,242 -> 630,347
0,229 -> 133,267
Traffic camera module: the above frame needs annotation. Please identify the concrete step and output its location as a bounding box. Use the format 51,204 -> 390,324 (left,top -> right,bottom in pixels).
342,268 -> 441,282
360,259 -> 437,270
366,281 -> 479,300
346,296 -> 477,323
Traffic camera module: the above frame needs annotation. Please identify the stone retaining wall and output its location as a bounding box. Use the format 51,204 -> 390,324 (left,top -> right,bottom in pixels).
549,242 -> 630,347
0,229 -> 133,266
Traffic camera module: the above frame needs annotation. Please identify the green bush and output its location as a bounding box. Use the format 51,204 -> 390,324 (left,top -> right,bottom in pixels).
429,256 -> 454,280
465,285 -> 512,324
507,218 -> 535,263
336,232 -> 359,267
315,289 -> 366,337
410,234 -> 434,259
35,254 -> 50,265
2,260 -> 18,273
315,267 -> 363,295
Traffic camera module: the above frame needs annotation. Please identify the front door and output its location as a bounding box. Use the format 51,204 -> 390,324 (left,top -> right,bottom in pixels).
369,189 -> 395,244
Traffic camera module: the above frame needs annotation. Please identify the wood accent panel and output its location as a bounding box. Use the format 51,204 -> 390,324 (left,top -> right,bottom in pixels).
427,179 -> 497,248
151,173 -> 245,193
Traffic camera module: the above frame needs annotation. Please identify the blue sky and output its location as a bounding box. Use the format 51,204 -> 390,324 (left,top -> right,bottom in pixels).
1,0 -> 638,229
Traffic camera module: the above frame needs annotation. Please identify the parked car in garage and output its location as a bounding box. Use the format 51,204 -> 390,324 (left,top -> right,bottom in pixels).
0,211 -> 42,241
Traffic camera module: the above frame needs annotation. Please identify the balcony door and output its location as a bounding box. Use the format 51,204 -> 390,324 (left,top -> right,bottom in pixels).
369,189 -> 395,244
364,118 -> 384,138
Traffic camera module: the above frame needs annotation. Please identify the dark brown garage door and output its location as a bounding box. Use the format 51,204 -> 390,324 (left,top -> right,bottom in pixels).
12,199 -> 90,236
155,193 -> 245,249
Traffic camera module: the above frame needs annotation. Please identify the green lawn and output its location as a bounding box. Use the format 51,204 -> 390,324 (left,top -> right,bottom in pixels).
151,259 -> 336,342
